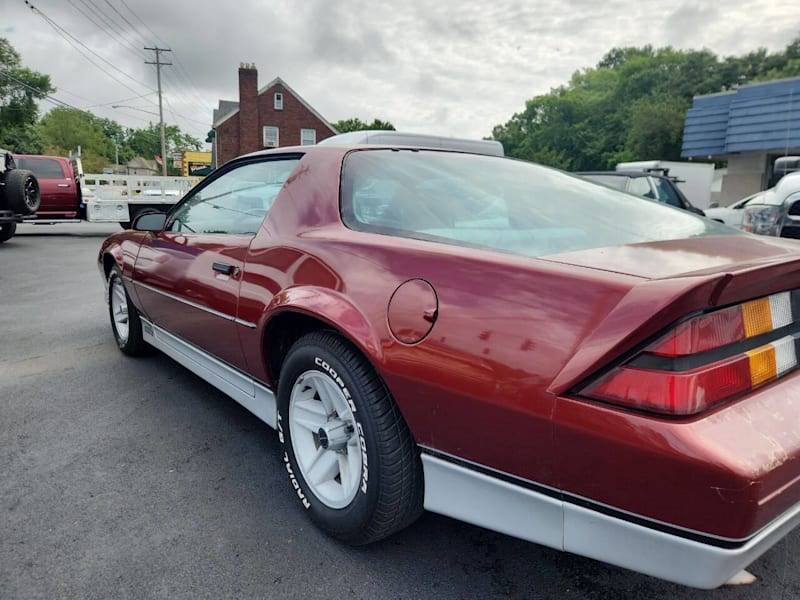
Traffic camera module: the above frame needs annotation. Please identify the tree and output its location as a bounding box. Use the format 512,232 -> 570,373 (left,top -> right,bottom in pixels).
332,117 -> 395,133
124,123 -> 201,160
492,36 -> 800,170
0,38 -> 53,153
38,107 -> 113,171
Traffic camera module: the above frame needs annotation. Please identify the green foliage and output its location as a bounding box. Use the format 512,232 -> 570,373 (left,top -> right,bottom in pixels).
0,37 -> 53,152
493,36 -> 800,170
332,117 -> 395,133
38,107 -> 114,159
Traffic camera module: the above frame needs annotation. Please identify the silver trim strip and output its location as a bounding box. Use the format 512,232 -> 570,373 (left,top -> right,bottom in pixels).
133,280 -> 256,328
421,454 -> 800,589
141,318 -> 276,428
419,444 -> 749,544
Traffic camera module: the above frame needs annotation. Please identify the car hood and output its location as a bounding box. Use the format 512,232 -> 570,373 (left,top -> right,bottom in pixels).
541,234 -> 800,280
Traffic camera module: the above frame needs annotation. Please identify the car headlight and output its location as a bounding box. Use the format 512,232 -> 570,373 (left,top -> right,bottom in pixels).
743,205 -> 784,236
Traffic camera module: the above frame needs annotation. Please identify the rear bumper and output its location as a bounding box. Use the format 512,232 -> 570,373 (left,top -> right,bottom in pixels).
422,451 -> 800,588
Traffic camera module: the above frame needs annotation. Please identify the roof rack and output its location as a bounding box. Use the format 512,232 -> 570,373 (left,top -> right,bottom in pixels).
318,130 -> 504,157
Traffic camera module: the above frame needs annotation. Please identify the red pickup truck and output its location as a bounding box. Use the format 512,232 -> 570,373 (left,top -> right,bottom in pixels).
13,154 -> 83,220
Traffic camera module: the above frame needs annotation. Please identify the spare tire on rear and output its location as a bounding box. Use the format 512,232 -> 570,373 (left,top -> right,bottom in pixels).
4,169 -> 40,215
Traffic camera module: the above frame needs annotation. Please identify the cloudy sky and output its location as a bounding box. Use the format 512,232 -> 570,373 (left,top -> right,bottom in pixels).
1,0 -> 797,145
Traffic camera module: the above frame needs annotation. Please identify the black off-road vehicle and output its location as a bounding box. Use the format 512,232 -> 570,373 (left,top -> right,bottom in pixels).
0,148 -> 40,243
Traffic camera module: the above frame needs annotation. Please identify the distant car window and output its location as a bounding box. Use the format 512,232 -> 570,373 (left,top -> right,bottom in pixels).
651,178 -> 683,208
16,157 -> 64,179
341,150 -> 735,258
627,177 -> 655,199
169,159 -> 299,235
581,174 -> 628,191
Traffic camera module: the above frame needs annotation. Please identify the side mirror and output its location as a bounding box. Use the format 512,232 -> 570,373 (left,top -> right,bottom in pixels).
133,211 -> 167,231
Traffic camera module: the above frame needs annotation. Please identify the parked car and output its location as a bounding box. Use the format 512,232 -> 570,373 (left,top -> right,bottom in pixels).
0,148 -> 40,243
742,172 -> 800,237
704,192 -> 762,228
100,136 -> 800,589
13,154 -> 82,219
578,170 -> 705,215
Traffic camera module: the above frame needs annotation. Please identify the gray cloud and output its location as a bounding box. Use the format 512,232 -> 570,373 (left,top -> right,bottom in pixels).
2,0 -> 796,143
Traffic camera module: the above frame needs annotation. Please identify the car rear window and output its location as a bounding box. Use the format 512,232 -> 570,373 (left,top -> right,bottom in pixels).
16,157 -> 64,179
340,150 -> 735,258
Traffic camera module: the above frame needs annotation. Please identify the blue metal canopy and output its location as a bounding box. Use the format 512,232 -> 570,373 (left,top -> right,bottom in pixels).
682,77 -> 800,158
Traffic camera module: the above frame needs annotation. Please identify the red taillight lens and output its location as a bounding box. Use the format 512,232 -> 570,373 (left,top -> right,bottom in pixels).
580,291 -> 799,416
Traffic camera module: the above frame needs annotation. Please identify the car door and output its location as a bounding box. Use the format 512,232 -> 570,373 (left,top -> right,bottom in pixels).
15,156 -> 75,215
133,156 -> 301,371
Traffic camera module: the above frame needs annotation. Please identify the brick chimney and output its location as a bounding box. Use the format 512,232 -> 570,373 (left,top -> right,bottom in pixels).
238,63 -> 260,155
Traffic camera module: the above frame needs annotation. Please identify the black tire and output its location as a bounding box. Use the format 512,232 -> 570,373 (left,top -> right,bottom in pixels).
277,331 -> 424,545
107,266 -> 149,356
0,222 -> 16,243
4,169 -> 40,215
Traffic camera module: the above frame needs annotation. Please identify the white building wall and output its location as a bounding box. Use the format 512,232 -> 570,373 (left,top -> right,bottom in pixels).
718,152 -> 767,206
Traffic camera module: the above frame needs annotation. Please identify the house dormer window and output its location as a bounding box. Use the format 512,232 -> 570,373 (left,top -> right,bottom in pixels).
274,92 -> 283,110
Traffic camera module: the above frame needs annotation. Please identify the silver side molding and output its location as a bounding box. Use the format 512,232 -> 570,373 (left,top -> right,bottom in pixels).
421,453 -> 800,589
141,318 -> 276,428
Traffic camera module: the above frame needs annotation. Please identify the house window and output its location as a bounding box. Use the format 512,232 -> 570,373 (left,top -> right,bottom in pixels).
274,92 -> 283,110
300,128 -> 317,146
263,126 -> 279,148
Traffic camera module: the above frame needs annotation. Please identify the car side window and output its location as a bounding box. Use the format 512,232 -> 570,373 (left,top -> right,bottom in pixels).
627,177 -> 655,199
169,158 -> 299,234
651,178 -> 683,208
16,157 -> 65,179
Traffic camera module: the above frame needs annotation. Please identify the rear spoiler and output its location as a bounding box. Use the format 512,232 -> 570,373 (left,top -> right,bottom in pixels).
549,253 -> 800,396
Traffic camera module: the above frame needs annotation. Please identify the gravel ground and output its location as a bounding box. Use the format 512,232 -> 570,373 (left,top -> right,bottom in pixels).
1,223 -> 798,599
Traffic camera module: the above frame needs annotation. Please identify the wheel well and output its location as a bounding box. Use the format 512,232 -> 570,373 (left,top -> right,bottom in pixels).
102,253 -> 117,278
264,312 -> 338,385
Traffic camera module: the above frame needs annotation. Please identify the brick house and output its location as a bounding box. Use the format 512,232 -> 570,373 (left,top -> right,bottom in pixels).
211,64 -> 338,167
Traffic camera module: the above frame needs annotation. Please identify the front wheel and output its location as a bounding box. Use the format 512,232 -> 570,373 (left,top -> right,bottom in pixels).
108,266 -> 148,356
277,331 -> 423,545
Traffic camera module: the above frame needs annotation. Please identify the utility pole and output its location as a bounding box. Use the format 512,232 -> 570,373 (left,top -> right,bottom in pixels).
144,46 -> 172,176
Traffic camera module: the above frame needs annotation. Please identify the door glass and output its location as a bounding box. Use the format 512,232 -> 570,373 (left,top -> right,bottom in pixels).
169,159 -> 299,234
627,177 -> 655,199
16,157 -> 64,179
651,178 -> 683,208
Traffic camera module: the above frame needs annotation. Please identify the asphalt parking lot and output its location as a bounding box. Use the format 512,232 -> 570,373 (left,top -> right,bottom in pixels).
1,224 -> 799,600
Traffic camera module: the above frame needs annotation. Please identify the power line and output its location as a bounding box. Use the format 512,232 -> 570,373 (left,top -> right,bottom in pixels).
0,69 -> 173,144
77,0 -> 147,59
66,0 -> 149,67
117,0 -> 214,112
24,1 -> 155,96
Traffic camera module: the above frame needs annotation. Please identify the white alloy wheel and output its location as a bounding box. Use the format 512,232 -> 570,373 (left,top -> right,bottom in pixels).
110,276 -> 130,343
289,369 -> 363,509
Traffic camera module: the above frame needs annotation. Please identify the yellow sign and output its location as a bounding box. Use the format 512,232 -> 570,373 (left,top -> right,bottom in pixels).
181,151 -> 212,177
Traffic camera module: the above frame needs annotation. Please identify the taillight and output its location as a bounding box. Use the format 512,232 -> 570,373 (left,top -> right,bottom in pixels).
581,291 -> 800,416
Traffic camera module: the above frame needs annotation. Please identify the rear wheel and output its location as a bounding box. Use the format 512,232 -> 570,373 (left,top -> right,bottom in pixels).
0,222 -> 16,243
277,331 -> 423,545
4,170 -> 41,214
108,266 -> 148,356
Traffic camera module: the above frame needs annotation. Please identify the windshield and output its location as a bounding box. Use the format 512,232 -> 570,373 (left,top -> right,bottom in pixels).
341,150 -> 736,258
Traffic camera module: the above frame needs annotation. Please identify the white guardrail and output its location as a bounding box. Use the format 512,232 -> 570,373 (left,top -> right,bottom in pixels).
82,174 -> 201,223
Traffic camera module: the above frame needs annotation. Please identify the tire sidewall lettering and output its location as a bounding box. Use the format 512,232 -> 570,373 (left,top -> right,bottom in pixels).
313,356 -> 368,496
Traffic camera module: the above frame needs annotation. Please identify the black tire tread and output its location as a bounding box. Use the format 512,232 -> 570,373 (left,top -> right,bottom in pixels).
287,331 -> 424,544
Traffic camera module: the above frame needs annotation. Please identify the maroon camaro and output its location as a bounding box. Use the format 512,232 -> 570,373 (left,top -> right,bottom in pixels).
99,135 -> 800,588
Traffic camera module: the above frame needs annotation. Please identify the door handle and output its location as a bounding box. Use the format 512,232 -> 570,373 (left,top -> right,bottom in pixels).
212,262 -> 235,275
57,183 -> 70,188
